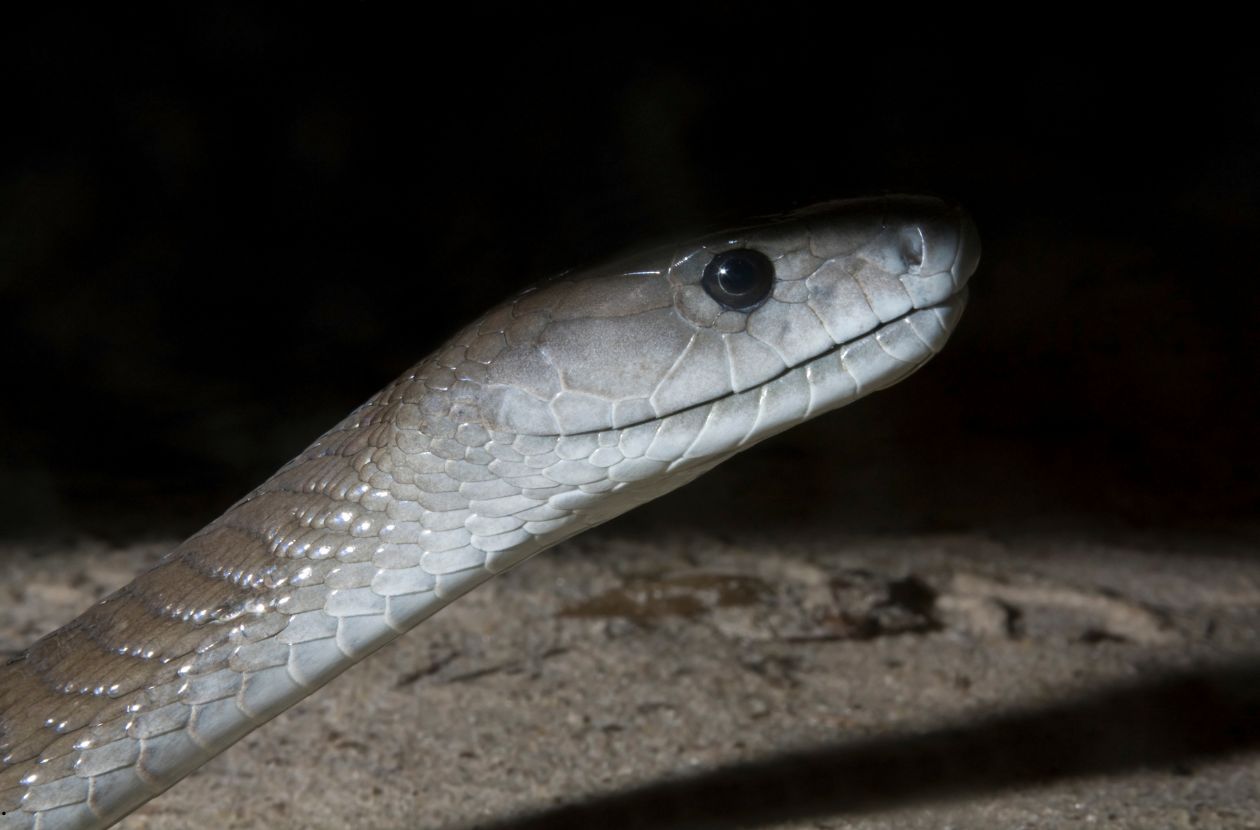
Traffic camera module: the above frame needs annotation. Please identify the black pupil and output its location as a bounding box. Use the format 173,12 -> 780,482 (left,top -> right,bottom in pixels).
702,249 -> 774,311
719,260 -> 758,293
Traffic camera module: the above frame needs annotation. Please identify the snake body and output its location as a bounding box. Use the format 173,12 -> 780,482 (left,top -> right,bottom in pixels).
0,195 -> 978,829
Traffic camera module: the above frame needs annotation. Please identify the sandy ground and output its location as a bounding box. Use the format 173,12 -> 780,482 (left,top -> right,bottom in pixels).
3,528 -> 1259,829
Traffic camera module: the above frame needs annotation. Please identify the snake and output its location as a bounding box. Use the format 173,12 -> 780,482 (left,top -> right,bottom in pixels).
0,194 -> 979,829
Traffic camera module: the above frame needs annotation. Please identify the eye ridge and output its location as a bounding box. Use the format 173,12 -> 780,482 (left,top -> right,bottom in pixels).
701,248 -> 775,312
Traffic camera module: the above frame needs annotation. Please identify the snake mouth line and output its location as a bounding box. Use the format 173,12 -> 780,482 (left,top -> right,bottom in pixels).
545,288 -> 968,439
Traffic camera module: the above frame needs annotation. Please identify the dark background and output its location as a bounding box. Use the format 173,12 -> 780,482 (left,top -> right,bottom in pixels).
1,11 -> 1257,543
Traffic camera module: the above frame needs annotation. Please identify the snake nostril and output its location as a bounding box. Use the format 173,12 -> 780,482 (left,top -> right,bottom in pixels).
900,227 -> 925,270
701,249 -> 775,312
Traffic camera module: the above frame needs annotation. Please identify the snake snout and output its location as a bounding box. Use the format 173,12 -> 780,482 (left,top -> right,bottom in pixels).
876,196 -> 980,310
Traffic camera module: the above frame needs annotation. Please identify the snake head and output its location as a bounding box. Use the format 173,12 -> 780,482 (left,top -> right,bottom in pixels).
436,195 -> 978,441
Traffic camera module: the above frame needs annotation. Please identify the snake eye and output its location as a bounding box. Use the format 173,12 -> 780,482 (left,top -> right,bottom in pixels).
701,249 -> 775,312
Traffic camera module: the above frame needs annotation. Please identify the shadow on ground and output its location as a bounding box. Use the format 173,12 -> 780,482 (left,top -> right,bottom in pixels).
469,660 -> 1260,830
